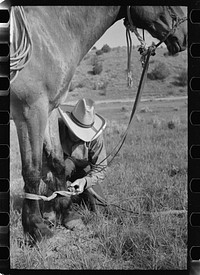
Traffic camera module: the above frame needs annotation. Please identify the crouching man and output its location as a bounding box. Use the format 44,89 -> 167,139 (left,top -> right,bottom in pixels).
58,98 -> 108,230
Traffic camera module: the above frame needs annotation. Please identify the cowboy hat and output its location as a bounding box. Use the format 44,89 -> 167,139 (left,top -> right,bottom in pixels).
58,98 -> 106,142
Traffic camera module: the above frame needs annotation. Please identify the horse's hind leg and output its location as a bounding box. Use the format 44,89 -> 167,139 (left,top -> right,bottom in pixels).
11,96 -> 53,242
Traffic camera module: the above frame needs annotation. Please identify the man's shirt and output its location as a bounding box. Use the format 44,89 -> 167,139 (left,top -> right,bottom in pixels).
59,118 -> 107,188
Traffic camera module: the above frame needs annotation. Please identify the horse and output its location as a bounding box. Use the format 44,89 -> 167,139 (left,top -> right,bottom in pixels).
10,6 -> 187,242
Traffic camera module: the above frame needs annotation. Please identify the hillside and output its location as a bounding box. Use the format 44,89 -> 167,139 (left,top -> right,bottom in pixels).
66,46 -> 187,103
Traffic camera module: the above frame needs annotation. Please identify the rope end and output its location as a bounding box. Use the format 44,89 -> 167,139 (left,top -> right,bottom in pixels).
127,71 -> 133,88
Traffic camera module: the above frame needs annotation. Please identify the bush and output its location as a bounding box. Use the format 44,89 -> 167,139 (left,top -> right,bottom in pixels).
167,116 -> 181,129
92,58 -> 103,75
96,49 -> 104,56
99,90 -> 107,96
93,79 -> 108,91
175,69 -> 187,87
151,116 -> 162,128
76,79 -> 93,89
101,44 -> 111,53
147,62 -> 170,80
76,82 -> 85,89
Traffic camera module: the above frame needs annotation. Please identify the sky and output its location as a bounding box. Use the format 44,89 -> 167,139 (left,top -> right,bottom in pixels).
94,21 -> 160,49
94,6 -> 187,49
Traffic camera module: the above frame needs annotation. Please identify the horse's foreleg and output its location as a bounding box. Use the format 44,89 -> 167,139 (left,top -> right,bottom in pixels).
42,109 -> 71,225
43,109 -> 66,190
12,100 -> 53,242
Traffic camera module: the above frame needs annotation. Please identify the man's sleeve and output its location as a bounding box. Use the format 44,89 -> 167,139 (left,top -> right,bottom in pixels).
84,134 -> 107,188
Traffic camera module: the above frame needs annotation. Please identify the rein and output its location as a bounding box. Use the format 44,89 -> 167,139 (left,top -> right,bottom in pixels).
10,6 -> 32,83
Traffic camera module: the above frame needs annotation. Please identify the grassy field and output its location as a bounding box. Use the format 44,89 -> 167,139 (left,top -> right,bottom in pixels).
10,45 -> 187,270
10,96 -> 187,269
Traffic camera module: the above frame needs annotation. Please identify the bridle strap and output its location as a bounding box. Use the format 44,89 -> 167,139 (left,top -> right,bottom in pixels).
126,6 -> 146,48
125,6 -> 147,87
155,7 -> 187,48
126,6 -> 187,50
126,28 -> 133,87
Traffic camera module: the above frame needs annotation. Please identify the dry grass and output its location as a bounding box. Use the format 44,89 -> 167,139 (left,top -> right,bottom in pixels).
10,97 -> 187,270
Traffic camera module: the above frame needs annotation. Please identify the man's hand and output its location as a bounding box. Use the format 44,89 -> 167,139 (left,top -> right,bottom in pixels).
70,178 -> 87,194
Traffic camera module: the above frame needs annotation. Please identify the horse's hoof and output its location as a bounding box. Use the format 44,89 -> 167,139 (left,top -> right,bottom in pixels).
23,225 -> 53,246
22,198 -> 54,242
23,214 -> 54,243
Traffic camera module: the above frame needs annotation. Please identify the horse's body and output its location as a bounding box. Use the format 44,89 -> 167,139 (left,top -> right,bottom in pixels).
10,6 -> 187,241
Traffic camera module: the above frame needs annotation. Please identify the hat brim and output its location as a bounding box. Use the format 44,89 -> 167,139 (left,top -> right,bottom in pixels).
58,107 -> 106,142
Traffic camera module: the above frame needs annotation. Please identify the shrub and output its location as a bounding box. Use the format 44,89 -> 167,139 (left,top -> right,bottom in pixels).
167,116 -> 181,129
167,90 -> 174,96
179,88 -> 186,93
99,89 -> 107,96
93,79 -> 108,91
121,106 -> 127,112
92,59 -> 103,75
76,79 -> 92,89
147,62 -> 170,80
152,116 -> 162,128
175,69 -> 187,87
76,82 -> 85,89
101,44 -> 111,53
96,49 -> 104,56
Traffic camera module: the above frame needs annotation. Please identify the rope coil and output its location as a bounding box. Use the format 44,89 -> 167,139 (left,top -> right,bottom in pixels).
10,6 -> 33,83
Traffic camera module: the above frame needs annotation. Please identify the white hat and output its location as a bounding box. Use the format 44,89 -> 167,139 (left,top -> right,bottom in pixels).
58,98 -> 106,142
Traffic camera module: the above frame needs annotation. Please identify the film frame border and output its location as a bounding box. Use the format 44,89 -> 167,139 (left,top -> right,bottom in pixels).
189,3 -> 200,275
0,1 -> 198,274
0,0 -> 10,272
